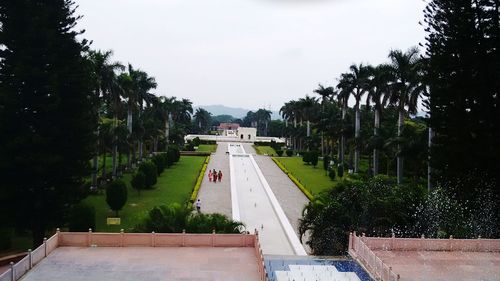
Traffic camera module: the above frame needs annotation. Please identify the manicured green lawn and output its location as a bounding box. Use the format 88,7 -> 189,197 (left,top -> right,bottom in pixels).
254,145 -> 278,156
83,156 -> 206,232
196,144 -> 217,153
275,157 -> 335,195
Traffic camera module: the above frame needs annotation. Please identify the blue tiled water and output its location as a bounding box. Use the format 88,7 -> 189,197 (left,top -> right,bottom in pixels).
265,256 -> 372,281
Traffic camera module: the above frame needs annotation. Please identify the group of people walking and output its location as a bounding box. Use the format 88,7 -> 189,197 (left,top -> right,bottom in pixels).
208,169 -> 223,183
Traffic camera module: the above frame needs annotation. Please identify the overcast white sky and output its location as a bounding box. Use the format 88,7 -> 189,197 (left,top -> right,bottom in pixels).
76,0 -> 427,111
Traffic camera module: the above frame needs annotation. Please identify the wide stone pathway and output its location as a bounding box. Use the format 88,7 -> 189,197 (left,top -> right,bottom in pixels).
196,143 -> 231,217
242,144 -> 309,236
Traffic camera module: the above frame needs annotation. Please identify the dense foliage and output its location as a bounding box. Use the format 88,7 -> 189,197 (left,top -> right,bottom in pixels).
299,177 -> 425,255
135,204 -> 244,234
424,0 -> 500,198
68,202 -> 96,232
0,0 -> 96,245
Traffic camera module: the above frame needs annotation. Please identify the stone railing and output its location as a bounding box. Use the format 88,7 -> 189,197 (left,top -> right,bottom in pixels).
348,232 -> 500,281
0,229 -> 266,281
349,232 -> 399,281
254,231 -> 268,281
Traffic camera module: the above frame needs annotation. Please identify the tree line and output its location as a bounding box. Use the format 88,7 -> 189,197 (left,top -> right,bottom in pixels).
280,47 -> 426,185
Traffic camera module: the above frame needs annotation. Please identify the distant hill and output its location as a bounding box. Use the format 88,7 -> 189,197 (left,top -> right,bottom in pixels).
195,104 -> 281,120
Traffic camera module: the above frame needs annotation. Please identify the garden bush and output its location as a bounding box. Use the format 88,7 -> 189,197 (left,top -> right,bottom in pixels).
192,137 -> 201,147
286,150 -> 293,157
337,165 -> 344,178
139,161 -> 158,188
323,155 -> 330,171
134,204 -> 244,234
276,150 -> 283,157
310,151 -> 319,167
329,168 -> 336,181
68,202 -> 96,232
106,179 -> 128,217
131,171 -> 146,195
152,154 -> 165,174
302,151 -> 311,164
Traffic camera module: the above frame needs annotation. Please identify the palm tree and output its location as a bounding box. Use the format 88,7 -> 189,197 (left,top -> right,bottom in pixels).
130,68 -> 157,161
88,50 -> 124,184
313,84 -> 335,156
366,64 -> 392,175
255,108 -> 272,136
298,96 -> 319,138
337,64 -> 371,173
387,47 -> 425,184
193,108 -> 212,134
159,96 -> 175,151
117,72 -> 135,168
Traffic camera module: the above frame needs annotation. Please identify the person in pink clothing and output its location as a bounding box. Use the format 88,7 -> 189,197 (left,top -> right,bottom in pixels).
208,169 -> 212,182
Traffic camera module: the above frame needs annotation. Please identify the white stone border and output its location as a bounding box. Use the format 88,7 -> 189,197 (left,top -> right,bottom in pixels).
228,143 -> 241,221
248,154 -> 307,256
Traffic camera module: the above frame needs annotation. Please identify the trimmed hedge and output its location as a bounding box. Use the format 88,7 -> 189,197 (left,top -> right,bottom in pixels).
188,156 -> 210,208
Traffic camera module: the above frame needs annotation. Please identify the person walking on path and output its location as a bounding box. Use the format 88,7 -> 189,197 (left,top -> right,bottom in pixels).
218,170 -> 223,182
195,199 -> 201,213
212,169 -> 218,183
208,169 -> 212,182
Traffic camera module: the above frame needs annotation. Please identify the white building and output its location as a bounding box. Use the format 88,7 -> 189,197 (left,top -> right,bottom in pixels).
236,127 -> 257,141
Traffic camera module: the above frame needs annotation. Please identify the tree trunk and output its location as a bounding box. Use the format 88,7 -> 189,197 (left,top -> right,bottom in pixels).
373,109 -> 380,175
112,116 -> 118,178
427,126 -> 433,191
101,153 -> 106,180
165,118 -> 170,152
339,106 -> 346,167
397,109 -> 404,184
92,153 -> 98,187
127,107 -> 133,169
321,133 -> 324,156
354,104 -> 360,173
306,120 -> 311,137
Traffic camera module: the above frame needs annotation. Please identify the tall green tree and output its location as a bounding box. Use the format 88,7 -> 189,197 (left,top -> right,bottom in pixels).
366,64 -> 392,175
88,50 -> 124,180
193,108 -> 212,134
0,0 -> 96,245
387,48 -> 425,184
313,84 -> 335,156
337,64 -> 371,173
424,0 -> 500,198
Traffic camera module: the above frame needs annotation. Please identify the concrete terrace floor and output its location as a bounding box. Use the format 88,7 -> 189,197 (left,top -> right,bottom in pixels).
374,250 -> 500,281
20,247 -> 260,281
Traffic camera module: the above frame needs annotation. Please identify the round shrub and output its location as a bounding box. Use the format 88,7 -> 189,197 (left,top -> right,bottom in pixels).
192,137 -> 201,147
139,161 -> 158,188
303,151 -> 311,164
310,151 -> 319,167
323,155 -> 331,171
131,171 -> 146,195
337,165 -> 344,178
68,202 -> 96,232
329,168 -> 336,181
286,150 -> 293,157
152,155 -> 165,174
106,179 -> 128,217
276,150 -> 283,157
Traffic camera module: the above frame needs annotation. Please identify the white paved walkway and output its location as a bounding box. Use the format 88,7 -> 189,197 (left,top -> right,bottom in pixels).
228,143 -> 306,256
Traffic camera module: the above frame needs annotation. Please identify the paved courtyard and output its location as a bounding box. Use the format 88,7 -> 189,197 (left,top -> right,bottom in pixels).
20,247 -> 260,281
373,250 -> 500,281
